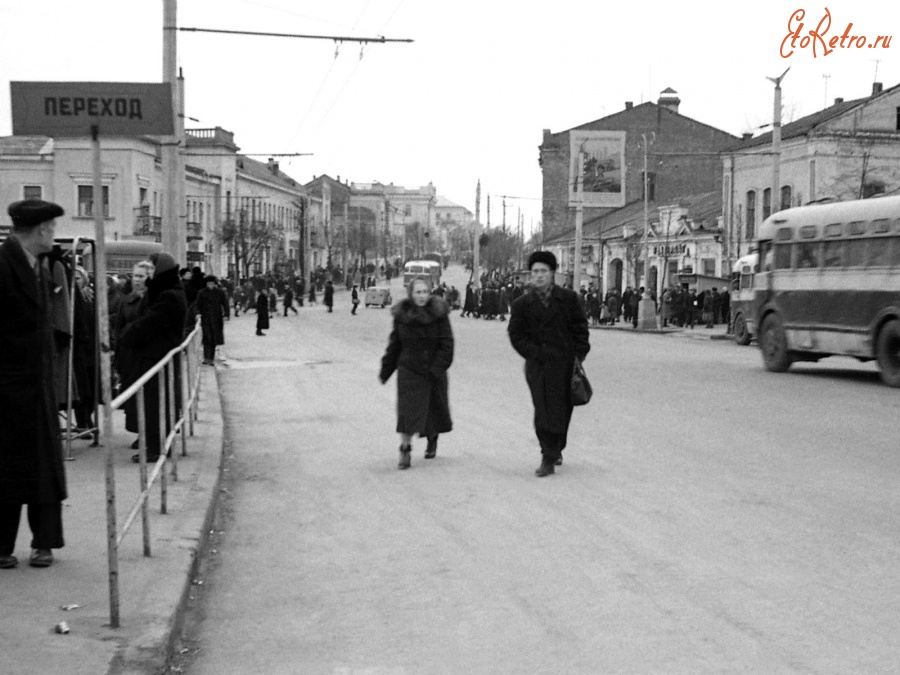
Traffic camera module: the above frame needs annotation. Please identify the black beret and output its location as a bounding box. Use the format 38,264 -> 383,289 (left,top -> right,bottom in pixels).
527,250 -> 558,271
204,275 -> 218,284
7,199 -> 64,228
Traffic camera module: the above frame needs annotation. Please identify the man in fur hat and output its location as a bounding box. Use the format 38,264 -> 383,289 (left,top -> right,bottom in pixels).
508,250 -> 590,477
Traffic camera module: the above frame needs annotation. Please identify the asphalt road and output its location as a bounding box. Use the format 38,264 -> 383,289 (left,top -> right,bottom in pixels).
184,269 -> 900,675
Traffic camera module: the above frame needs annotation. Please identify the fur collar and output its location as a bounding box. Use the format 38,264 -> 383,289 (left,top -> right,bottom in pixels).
392,295 -> 449,324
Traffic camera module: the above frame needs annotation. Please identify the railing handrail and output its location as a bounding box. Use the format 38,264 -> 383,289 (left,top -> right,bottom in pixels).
110,318 -> 201,411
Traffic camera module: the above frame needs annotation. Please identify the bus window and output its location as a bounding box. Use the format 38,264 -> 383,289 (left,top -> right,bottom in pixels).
775,227 -> 793,241
823,240 -> 843,267
824,223 -> 842,238
868,237 -> 890,267
797,241 -> 820,269
845,239 -> 867,267
799,225 -> 817,239
845,221 -> 865,236
774,243 -> 792,270
410,265 -> 423,273
871,219 -> 892,234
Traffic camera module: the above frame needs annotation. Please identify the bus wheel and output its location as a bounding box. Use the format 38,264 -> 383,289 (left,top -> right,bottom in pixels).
733,313 -> 751,346
760,314 -> 792,372
876,319 -> 900,387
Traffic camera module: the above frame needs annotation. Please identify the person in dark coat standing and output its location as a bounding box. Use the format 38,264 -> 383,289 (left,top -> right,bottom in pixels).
0,199 -> 67,568
114,260 -> 154,448
118,252 -> 188,463
195,275 -> 226,365
283,286 -> 297,316
255,290 -> 270,336
508,251 -> 590,477
324,279 -> 334,313
379,279 -> 454,470
350,285 -> 360,315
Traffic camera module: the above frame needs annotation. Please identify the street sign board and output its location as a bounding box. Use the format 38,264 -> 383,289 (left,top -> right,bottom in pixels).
10,81 -> 174,137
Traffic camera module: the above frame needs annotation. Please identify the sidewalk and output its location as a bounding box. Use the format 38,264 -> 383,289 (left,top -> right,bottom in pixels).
590,319 -> 734,342
3,366 -> 224,675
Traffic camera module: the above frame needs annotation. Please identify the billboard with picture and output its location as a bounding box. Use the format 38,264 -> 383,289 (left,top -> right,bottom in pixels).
569,130 -> 626,208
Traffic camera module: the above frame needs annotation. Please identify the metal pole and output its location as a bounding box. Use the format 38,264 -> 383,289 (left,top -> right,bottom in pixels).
137,387 -> 151,557
573,151 -> 584,291
158,371 -> 168,515
162,0 -> 185,263
95,128 -> 120,629
473,180 -> 481,290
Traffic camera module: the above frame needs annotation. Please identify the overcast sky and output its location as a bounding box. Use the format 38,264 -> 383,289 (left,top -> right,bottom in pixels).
1,0 -> 898,235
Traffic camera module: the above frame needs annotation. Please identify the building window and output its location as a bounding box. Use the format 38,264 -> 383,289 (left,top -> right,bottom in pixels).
702,258 -> 716,276
641,172 -> 656,201
23,185 -> 43,200
780,185 -> 792,211
77,185 -> 109,218
745,190 -> 756,240
762,188 -> 772,221
896,106 -> 900,131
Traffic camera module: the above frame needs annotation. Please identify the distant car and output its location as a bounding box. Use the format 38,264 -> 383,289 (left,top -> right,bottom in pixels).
364,287 -> 392,308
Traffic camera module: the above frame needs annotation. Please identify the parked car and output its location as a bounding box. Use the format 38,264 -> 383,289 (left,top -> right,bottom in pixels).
364,287 -> 392,308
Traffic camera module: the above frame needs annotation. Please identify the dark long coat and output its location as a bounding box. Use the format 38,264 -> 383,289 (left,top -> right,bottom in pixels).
380,296 -> 454,436
324,282 -> 334,308
114,291 -> 145,432
0,237 -> 67,505
195,287 -> 225,346
508,285 -> 590,437
255,292 -> 270,330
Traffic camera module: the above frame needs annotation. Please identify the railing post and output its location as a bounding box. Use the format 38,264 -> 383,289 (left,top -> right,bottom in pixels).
158,370 -> 168,515
136,387 -> 151,557
167,361 -> 178,481
179,351 -> 188,456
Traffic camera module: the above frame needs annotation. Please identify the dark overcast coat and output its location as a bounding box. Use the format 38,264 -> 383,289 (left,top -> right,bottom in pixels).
508,285 -> 590,436
380,296 -> 454,436
195,287 -> 225,346
0,237 -> 67,505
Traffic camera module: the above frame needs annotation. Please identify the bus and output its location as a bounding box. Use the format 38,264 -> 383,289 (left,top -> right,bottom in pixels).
83,239 -> 164,277
403,260 -> 441,290
730,252 -> 758,346
753,195 -> 900,386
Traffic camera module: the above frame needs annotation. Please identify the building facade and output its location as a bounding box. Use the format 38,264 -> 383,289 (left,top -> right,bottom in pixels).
539,88 -> 738,243
349,181 -> 437,265
723,81 -> 900,261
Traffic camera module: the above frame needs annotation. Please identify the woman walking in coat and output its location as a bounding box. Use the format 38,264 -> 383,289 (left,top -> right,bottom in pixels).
255,290 -> 269,336
324,279 -> 334,313
508,251 -> 590,477
350,285 -> 360,315
195,275 -> 226,364
379,279 -> 454,469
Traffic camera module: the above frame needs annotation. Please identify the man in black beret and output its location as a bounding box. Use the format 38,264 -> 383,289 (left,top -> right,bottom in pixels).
508,250 -> 590,477
0,199 -> 67,568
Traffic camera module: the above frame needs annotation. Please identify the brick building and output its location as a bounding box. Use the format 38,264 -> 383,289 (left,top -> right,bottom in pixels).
539,88 -> 738,243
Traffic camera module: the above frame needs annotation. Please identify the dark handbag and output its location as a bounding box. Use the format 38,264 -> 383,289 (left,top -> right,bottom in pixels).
571,357 -> 592,406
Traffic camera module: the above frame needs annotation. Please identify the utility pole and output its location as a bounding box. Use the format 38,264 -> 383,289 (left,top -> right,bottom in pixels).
473,180 -> 482,290
502,196 -> 507,233
573,151 -> 584,291
637,133 -> 656,329
768,67 -> 790,220
162,0 -> 186,264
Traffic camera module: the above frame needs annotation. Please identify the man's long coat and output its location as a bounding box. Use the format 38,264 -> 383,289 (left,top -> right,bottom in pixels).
0,237 -> 67,505
508,285 -> 590,435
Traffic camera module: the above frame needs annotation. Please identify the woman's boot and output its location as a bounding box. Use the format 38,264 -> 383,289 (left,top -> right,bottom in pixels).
425,435 -> 438,459
398,444 -> 412,470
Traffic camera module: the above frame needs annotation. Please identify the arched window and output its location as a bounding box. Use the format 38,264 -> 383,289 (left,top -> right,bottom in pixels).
746,190 -> 757,240
780,186 -> 792,211
762,188 -> 772,221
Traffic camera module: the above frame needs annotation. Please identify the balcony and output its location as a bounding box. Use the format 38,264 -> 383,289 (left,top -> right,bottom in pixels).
133,207 -> 161,240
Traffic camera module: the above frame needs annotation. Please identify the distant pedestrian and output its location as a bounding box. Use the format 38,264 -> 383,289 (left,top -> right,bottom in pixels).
379,279 -> 454,469
324,280 -> 334,313
255,291 -> 269,336
308,284 -> 317,305
508,251 -> 590,477
351,285 -> 360,315
283,286 -> 298,316
0,199 -> 67,569
195,275 -> 226,365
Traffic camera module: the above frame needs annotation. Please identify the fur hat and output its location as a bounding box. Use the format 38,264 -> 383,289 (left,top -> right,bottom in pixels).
527,250 -> 558,271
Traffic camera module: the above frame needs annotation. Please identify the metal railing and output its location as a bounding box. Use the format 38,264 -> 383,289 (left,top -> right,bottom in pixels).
104,317 -> 204,628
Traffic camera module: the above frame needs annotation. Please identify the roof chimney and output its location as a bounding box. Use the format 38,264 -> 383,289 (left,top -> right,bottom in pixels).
742,132 -> 753,141
657,87 -> 680,114
625,101 -> 633,110
268,157 -> 278,173
834,97 -> 844,105
872,82 -> 883,95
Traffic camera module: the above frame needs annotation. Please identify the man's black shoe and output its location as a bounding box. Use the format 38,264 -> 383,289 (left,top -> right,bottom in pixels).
0,554 -> 18,569
29,549 -> 53,568
535,462 -> 555,477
